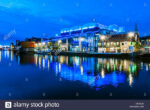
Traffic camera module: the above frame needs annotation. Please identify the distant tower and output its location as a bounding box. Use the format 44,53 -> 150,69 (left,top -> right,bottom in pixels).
134,23 -> 138,32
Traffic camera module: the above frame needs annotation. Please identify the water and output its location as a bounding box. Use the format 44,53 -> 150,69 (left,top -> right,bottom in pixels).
0,50 -> 150,99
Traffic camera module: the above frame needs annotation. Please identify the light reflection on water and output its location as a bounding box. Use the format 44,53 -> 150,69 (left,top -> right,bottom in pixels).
1,50 -> 150,99
17,53 -> 140,88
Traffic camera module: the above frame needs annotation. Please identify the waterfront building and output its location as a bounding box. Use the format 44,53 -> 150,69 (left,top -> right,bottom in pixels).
16,22 -> 141,53
141,35 -> 150,53
50,23 -> 125,52
97,32 -> 140,53
50,23 -> 140,53
20,37 -> 50,52
21,41 -> 36,52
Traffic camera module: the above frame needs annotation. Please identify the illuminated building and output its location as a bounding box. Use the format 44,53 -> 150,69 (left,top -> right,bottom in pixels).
141,35 -> 150,53
50,23 -> 140,53
97,32 -> 140,53
50,23 -> 123,52
21,41 -> 36,52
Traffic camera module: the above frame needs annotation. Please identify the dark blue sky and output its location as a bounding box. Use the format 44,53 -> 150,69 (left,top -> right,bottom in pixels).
0,0 -> 150,45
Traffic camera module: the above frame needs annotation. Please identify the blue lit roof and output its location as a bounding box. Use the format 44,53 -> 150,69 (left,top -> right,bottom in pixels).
60,22 -> 99,34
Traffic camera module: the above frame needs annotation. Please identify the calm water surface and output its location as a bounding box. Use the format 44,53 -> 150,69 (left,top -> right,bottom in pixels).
0,50 -> 150,99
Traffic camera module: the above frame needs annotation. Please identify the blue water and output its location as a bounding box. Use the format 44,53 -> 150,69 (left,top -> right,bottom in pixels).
0,50 -> 150,99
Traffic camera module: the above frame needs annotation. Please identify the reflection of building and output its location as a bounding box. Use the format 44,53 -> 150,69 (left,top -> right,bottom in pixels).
18,54 -> 35,64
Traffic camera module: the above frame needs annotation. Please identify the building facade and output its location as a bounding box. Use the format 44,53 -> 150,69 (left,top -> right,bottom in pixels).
50,23 -> 140,53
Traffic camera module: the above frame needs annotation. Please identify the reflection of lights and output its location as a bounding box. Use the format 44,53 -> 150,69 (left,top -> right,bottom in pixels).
18,56 -> 20,64
7,51 -> 9,58
4,51 -> 6,57
129,74 -> 133,86
146,64 -> 148,71
39,57 -> 41,68
74,57 -> 79,66
119,65 -> 122,71
80,66 -> 83,75
11,51 -> 13,61
34,55 -> 38,66
60,56 -> 64,63
0,51 -> 1,62
141,62 -> 143,69
124,60 -> 127,69
42,58 -> 45,69
48,60 -> 50,70
59,63 -> 61,72
56,62 -> 125,88
101,69 -> 105,78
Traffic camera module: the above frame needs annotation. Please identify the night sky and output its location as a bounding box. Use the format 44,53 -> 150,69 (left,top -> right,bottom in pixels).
0,0 -> 150,45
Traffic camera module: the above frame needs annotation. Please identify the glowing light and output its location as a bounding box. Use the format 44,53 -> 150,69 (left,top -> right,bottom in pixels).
100,35 -> 106,41
35,43 -> 38,47
79,37 -> 84,41
80,66 -> 83,75
58,40 -> 62,44
42,42 -> 45,45
128,32 -> 135,37
101,69 -> 105,78
89,26 -> 96,28
82,27 -> 88,30
129,74 -> 133,86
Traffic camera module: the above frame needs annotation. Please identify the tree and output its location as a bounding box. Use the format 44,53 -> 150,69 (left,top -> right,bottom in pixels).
53,43 -> 59,50
135,42 -> 141,51
47,42 -> 52,49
